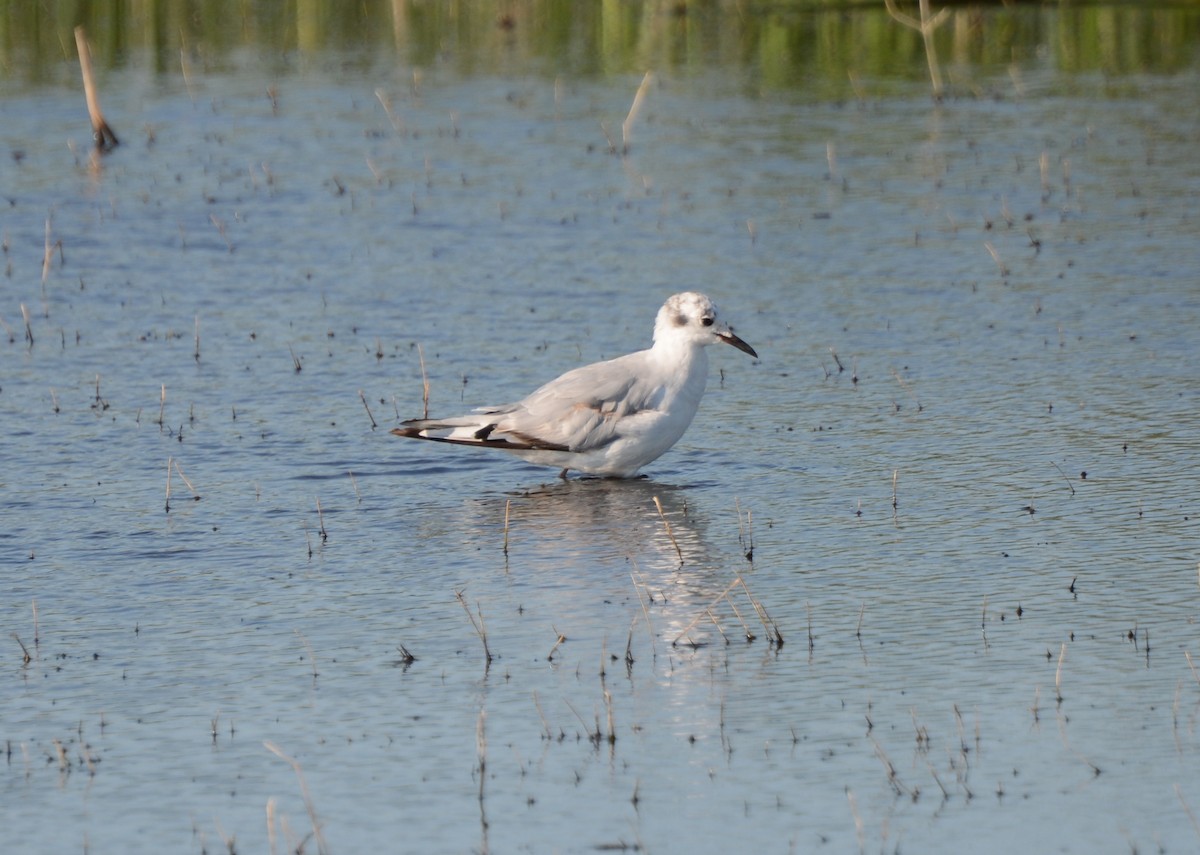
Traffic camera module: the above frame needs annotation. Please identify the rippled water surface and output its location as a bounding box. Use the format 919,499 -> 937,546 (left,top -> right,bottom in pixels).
3,13 -> 1200,855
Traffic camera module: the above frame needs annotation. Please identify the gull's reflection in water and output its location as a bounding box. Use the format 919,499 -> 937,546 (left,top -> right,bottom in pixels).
504,478 -> 709,566
446,476 -> 752,647
401,474 -> 702,568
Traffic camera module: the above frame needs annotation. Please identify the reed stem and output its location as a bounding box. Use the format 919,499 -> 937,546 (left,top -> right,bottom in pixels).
74,27 -> 119,150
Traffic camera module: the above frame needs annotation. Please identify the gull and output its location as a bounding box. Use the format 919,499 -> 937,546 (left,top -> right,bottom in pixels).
391,292 -> 758,478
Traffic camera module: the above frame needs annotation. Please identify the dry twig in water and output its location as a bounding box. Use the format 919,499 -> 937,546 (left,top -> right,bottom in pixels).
547,627 -> 567,662
476,708 -> 490,844
503,499 -> 511,556
1176,783 -> 1200,841
456,590 -> 494,668
395,644 -> 417,667
315,497 -> 328,542
263,742 -> 328,855
738,576 -> 783,646
74,27 -> 119,150
629,565 -> 657,656
1050,460 -> 1077,496
735,498 -> 754,561
12,633 -> 32,665
882,0 -> 951,102
358,389 -> 377,429
1055,642 -> 1067,704
653,495 -> 683,564
672,575 -> 782,648
417,343 -> 430,419
673,577 -> 741,647
41,219 -> 54,290
603,689 -> 617,745
621,72 -> 653,154
984,241 -> 1009,278
172,459 -> 200,501
21,303 -> 33,346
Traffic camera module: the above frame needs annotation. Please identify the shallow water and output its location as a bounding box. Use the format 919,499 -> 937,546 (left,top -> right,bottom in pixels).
3,9 -> 1200,854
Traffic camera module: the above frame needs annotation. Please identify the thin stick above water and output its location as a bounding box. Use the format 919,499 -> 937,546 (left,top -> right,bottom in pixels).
621,72 -> 653,154
1054,642 -> 1067,704
417,343 -> 430,419
74,27 -> 119,151
456,590 -> 493,668
20,304 -> 33,346
652,495 -> 683,564
41,219 -> 52,289
882,0 -> 951,102
172,460 -> 200,500
358,390 -> 377,429
263,742 -> 328,855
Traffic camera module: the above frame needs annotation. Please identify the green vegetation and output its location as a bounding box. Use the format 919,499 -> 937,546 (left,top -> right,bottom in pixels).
1,1 -> 1197,89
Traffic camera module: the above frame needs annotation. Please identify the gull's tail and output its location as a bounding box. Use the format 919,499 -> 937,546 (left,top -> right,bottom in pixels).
391,416 -> 568,452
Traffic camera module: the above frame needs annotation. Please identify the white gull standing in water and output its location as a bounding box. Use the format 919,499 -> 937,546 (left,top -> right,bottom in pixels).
391,292 -> 757,478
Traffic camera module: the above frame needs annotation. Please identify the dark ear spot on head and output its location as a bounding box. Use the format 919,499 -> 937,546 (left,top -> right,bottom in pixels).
673,312 -> 688,327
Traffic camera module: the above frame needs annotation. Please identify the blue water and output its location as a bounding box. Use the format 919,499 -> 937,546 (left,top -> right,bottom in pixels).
2,45 -> 1199,855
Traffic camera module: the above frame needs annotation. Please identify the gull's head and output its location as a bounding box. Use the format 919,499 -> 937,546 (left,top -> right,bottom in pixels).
653,292 -> 758,358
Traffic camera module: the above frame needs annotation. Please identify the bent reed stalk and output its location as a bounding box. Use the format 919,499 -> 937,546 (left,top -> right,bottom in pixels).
74,27 -> 119,150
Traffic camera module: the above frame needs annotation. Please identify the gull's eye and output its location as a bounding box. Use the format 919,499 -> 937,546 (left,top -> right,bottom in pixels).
701,317 -> 714,327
